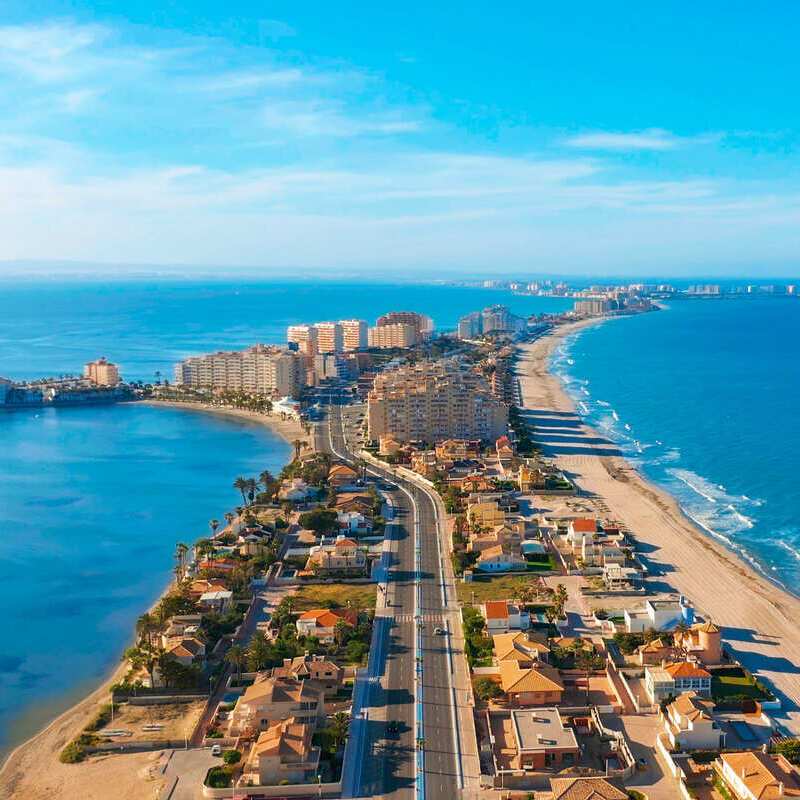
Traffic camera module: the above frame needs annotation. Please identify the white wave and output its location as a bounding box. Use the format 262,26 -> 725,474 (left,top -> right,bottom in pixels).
778,540 -> 800,562
611,410 -> 619,421
597,400 -> 610,407
669,469 -> 720,504
726,504 -> 754,529
624,423 -> 632,431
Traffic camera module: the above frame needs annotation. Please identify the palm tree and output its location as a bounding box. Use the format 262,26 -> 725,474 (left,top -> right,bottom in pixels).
136,612 -> 157,651
245,478 -> 258,504
174,541 -> 189,580
259,470 -> 274,494
292,439 -> 308,460
233,476 -> 248,505
329,711 -> 350,749
209,519 -> 219,536
225,644 -> 247,681
194,537 -> 215,562
224,511 -> 234,528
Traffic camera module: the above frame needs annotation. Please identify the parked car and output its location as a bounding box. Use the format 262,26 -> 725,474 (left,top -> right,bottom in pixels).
211,744 -> 222,756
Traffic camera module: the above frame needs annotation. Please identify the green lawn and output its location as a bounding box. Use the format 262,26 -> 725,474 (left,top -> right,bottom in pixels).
456,574 -> 546,604
291,583 -> 377,611
711,667 -> 773,701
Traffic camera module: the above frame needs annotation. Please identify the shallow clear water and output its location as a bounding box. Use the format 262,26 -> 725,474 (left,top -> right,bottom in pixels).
552,296 -> 800,590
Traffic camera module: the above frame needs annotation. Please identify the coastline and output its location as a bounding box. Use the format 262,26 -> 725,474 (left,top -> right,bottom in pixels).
0,399 -> 305,799
142,399 -> 310,448
519,319 -> 800,734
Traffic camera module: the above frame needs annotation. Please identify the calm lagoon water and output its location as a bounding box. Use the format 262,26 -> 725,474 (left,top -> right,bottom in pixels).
0,402 -> 290,756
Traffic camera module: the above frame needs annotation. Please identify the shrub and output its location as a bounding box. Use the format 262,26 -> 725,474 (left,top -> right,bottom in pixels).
776,739 -> 800,765
473,676 -> 503,701
59,733 -> 99,764
223,749 -> 242,765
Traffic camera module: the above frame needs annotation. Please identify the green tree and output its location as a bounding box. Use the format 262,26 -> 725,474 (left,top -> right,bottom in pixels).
777,739 -> 800,765
473,676 -> 503,701
247,631 -> 272,671
223,749 -> 242,765
329,711 -> 350,749
209,519 -> 219,536
299,508 -> 338,536
225,643 -> 247,681
233,476 -> 248,505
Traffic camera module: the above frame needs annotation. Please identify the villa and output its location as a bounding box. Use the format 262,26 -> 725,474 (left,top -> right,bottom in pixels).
295,608 -> 357,642
550,777 -> 627,800
498,660 -> 565,706
476,545 -> 527,572
645,660 -> 712,703
480,600 -> 530,634
246,717 -> 320,786
493,631 -> 552,665
304,538 -> 367,576
327,463 -> 359,488
624,596 -> 694,633
279,478 -> 314,503
662,691 -> 724,750
715,751 -> 800,800
230,676 -> 325,733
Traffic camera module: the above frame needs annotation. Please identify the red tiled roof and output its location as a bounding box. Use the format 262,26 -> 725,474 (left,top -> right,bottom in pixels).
664,661 -> 711,678
570,518 -> 597,532
484,600 -> 510,620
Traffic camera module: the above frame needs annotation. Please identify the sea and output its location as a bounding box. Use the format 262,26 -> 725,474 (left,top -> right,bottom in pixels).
550,295 -> 800,590
0,278 -> 571,758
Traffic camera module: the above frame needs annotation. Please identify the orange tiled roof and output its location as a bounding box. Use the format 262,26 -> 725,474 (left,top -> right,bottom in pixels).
664,661 -> 711,679
483,601 -> 509,620
570,518 -> 597,533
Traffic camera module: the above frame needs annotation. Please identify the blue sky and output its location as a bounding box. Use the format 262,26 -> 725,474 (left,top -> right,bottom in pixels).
1,1 -> 800,277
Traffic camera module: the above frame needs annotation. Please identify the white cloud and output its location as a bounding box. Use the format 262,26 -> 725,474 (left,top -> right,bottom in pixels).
564,129 -> 707,151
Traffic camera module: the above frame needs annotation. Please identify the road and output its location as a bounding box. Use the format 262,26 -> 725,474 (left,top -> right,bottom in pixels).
321,393 -> 462,800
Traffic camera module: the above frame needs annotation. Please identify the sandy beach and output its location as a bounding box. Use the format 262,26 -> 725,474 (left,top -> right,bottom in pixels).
517,320 -> 800,734
144,399 -> 313,449
0,398 -> 310,798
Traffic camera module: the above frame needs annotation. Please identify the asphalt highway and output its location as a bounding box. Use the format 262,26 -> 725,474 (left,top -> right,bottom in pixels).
321,396 -> 460,800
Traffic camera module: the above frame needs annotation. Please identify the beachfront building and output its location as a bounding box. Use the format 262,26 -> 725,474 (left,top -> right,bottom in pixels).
676,620 -> 723,664
270,654 -> 343,694
645,660 -> 712,702
287,324 -> 318,356
84,357 -> 120,386
458,311 -> 482,339
367,359 -> 508,444
574,298 -> 611,315
173,345 -> 305,397
714,751 -> 800,800
624,596 -> 694,633
340,319 -> 368,351
313,321 -> 343,354
368,322 -> 418,349
663,692 -> 724,750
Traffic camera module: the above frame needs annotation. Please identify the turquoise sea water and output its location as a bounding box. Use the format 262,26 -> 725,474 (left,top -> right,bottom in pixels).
0,403 -> 290,756
0,279 -> 572,382
551,296 -> 800,591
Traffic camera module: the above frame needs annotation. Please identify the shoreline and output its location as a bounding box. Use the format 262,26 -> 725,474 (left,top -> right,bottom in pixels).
142,398 -> 310,448
519,318 -> 800,734
0,399 -> 306,799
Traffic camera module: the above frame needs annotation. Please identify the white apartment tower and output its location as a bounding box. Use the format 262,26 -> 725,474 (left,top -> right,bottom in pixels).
340,319 -> 368,351
287,324 -> 318,356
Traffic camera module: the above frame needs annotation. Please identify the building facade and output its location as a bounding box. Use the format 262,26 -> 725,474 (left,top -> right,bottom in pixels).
313,321 -> 343,354
174,345 -> 305,396
287,324 -> 318,356
84,358 -> 120,386
367,359 -> 508,444
367,322 -> 418,349
340,318 -> 368,350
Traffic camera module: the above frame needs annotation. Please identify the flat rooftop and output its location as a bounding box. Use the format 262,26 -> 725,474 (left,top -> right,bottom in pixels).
511,708 -> 578,752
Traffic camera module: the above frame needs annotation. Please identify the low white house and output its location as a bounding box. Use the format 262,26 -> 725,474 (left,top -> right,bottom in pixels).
663,692 -> 724,750
476,545 -> 527,572
198,589 -> 234,614
625,596 -> 693,633
279,478 -> 313,502
480,600 -> 530,634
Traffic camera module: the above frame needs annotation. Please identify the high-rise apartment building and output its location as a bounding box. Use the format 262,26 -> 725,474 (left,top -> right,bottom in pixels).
287,324 -> 318,356
367,323 -> 418,349
340,319 -> 368,351
457,311 -> 482,339
367,359 -> 508,444
313,322 -> 343,354
84,358 -> 120,386
574,299 -> 611,315
375,311 -> 433,336
174,345 -> 305,397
